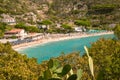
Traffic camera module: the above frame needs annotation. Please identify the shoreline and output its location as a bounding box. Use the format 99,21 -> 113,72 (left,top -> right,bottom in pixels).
13,32 -> 114,51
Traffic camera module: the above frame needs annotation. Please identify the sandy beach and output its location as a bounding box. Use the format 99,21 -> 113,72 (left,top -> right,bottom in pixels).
13,31 -> 114,51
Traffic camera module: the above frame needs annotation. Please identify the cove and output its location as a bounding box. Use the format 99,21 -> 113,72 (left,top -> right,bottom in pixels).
18,34 -> 114,63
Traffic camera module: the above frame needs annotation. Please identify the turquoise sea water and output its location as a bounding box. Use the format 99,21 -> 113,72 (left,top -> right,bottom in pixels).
18,34 -> 114,63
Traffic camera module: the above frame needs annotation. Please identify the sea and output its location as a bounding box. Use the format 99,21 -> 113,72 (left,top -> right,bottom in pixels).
18,34 -> 114,63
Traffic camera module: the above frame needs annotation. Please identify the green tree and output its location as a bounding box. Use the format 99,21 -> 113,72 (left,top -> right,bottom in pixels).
0,42 -> 40,80
38,20 -> 52,29
74,19 -> 91,27
15,23 -> 26,29
113,25 -> 120,40
0,22 -> 7,31
37,20 -> 52,33
0,22 -> 8,38
0,30 -> 4,38
89,39 -> 120,79
26,26 -> 39,33
61,24 -> 73,33
15,23 -> 39,33
39,20 -> 52,25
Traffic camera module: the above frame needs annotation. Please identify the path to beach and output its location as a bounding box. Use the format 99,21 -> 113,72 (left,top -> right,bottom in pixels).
13,31 -> 114,51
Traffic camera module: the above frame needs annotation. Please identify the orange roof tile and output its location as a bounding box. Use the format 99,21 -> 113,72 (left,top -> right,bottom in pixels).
6,29 -> 24,34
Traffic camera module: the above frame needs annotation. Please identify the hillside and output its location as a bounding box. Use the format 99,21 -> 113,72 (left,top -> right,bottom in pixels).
0,0 -> 47,14
48,0 -> 120,26
0,0 -> 120,27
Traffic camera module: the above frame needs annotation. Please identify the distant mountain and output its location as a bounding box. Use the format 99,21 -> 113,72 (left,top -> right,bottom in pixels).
0,0 -> 120,26
48,0 -> 120,24
0,0 -> 46,14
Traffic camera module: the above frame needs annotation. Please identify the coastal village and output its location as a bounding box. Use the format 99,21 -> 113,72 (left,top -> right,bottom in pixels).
0,0 -> 118,47
0,13 -> 114,49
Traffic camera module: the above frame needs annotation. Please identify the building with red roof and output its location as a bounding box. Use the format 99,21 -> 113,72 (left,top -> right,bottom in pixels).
4,29 -> 27,39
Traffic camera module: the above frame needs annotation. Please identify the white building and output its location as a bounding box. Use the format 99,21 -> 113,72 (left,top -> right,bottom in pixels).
56,23 -> 61,28
38,25 -> 49,29
74,27 -> 83,32
1,14 -> 16,25
4,29 -> 27,39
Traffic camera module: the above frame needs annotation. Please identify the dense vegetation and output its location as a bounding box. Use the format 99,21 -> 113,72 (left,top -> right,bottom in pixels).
0,22 -> 12,38
0,34 -> 120,80
15,23 -> 40,33
74,19 -> 91,27
0,23 -> 6,38
0,0 -> 120,27
48,0 -> 120,25
114,25 -> 120,39
0,42 -> 41,80
89,39 -> 120,79
0,0 -> 46,15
